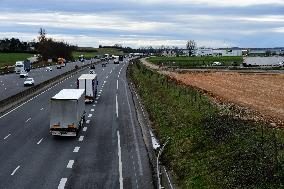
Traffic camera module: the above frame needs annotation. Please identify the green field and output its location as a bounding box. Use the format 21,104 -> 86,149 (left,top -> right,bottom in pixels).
73,48 -> 124,59
147,56 -> 243,68
129,60 -> 284,188
0,53 -> 35,67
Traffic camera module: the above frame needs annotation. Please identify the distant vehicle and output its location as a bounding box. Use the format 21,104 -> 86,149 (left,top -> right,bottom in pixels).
243,57 -> 284,67
15,60 -> 31,74
50,89 -> 85,136
212,61 -> 222,66
75,65 -> 79,69
56,65 -> 62,69
102,62 -> 107,67
58,58 -> 66,67
77,74 -> 98,103
119,55 -> 124,62
113,56 -> 119,64
79,55 -> 85,62
24,78 -> 34,86
20,71 -> 28,78
46,67 -> 52,71
89,70 -> 95,74
104,54 -> 110,59
90,64 -> 96,69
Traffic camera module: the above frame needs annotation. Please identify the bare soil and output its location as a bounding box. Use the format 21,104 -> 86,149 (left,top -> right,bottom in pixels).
142,58 -> 284,126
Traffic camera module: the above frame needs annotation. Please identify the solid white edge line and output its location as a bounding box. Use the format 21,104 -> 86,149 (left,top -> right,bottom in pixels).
11,165 -> 20,176
117,80 -> 118,90
58,178 -> 67,189
116,94 -> 118,118
117,131 -> 123,189
67,160 -> 74,168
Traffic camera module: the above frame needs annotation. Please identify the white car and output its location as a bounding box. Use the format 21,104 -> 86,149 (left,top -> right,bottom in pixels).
24,78 -> 35,86
46,66 -> 52,71
212,61 -> 222,66
20,71 -> 28,78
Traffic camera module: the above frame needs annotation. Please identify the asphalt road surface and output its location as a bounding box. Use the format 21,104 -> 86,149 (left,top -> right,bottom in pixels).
0,59 -> 97,101
0,59 -> 153,188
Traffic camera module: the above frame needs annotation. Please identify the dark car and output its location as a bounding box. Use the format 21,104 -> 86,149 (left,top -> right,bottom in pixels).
90,64 -> 96,69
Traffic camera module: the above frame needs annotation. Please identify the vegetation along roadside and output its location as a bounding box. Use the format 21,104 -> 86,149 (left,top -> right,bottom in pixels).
129,60 -> 284,188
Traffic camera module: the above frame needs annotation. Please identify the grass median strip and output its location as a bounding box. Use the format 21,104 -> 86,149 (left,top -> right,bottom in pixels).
129,60 -> 284,188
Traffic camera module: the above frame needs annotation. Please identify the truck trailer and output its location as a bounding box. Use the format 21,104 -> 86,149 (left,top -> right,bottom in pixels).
50,89 -> 85,136
77,74 -> 98,103
15,60 -> 31,74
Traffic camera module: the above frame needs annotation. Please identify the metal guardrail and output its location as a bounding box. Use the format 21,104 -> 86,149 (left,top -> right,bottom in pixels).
157,138 -> 172,189
0,60 -> 98,115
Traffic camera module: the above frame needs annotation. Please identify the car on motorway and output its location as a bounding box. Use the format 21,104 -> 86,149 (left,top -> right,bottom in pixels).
19,71 -> 28,78
24,78 -> 34,86
56,65 -> 62,69
102,63 -> 106,67
90,64 -> 96,69
46,66 -> 52,71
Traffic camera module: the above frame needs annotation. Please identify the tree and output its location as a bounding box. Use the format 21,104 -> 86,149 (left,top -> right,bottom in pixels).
36,28 -> 75,61
186,40 -> 197,56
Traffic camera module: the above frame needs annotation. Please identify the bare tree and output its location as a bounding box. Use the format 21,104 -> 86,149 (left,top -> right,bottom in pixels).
186,40 -> 197,56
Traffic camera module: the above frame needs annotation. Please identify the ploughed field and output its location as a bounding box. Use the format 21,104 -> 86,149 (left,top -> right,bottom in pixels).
170,71 -> 284,125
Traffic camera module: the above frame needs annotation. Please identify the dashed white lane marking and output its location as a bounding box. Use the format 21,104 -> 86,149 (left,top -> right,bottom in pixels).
88,114 -> 92,118
117,131 -> 123,189
106,75 -> 109,79
40,107 -> 44,111
83,127 -> 87,132
78,136 -> 84,141
86,120 -> 90,124
37,138 -> 43,144
58,178 -> 67,189
0,75 -> 75,119
97,94 -> 100,97
96,97 -> 99,100
4,134 -> 11,140
11,165 -> 20,176
93,104 -> 96,107
67,160 -> 74,168
94,101 -> 98,103
116,94 -> 118,118
73,147 -> 80,152
25,117 -> 32,123
91,109 -> 94,112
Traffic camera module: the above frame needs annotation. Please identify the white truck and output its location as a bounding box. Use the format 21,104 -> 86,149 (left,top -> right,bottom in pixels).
15,60 -> 31,73
243,56 -> 284,67
77,74 -> 98,103
113,55 -> 119,64
50,89 -> 85,136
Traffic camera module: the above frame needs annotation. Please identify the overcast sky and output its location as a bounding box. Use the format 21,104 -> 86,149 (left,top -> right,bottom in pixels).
0,0 -> 284,48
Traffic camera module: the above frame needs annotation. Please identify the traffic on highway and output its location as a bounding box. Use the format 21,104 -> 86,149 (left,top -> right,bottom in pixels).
0,57 -> 153,188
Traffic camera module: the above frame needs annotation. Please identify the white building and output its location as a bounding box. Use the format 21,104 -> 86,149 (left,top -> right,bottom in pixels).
195,48 -> 213,56
213,49 -> 242,56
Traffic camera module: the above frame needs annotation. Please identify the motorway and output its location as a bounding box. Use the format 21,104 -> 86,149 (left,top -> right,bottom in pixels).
0,59 -> 96,101
0,59 -> 153,188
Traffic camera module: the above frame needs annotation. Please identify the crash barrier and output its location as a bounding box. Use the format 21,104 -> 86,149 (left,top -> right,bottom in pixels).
0,60 -> 99,115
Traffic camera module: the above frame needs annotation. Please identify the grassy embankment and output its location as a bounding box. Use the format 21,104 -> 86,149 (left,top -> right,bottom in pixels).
129,60 -> 284,188
0,52 -> 35,67
147,56 -> 243,68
